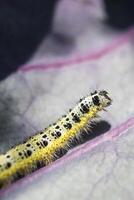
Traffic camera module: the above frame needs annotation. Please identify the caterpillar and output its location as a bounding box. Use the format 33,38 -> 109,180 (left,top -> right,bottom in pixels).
0,90 -> 112,189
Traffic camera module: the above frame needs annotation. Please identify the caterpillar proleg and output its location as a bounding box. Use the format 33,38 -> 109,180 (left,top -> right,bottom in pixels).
0,90 -> 112,189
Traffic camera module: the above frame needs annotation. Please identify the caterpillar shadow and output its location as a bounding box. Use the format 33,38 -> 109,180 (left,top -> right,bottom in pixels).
70,120 -> 111,148
54,120 -> 111,159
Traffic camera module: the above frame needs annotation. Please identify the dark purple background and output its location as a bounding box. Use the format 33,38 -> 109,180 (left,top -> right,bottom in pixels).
0,0 -> 133,81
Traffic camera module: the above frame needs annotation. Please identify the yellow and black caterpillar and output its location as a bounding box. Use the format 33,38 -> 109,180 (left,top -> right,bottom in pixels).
0,90 -> 112,189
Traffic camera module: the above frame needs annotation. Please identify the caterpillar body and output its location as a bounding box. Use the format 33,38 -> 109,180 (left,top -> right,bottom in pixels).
0,90 -> 112,189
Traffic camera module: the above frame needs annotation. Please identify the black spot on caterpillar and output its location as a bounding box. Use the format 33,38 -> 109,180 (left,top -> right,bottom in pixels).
0,90 -> 112,189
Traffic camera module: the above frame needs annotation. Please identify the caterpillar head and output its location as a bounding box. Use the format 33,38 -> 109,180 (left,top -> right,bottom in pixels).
91,90 -> 112,108
98,90 -> 112,107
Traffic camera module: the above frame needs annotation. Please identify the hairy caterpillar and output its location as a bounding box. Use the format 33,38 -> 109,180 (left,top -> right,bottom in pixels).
0,90 -> 112,189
